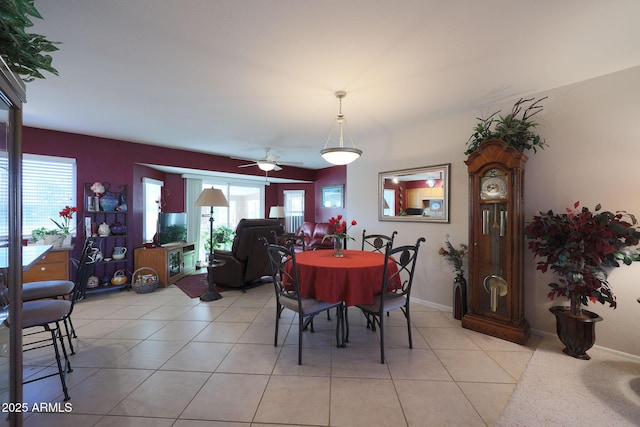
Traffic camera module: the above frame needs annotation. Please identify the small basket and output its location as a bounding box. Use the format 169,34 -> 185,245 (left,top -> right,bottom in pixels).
132,267 -> 159,294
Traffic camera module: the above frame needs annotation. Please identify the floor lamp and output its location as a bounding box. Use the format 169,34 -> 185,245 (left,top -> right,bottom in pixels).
195,188 -> 229,301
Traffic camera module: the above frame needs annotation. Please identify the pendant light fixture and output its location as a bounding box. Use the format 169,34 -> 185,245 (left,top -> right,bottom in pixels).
321,91 -> 362,165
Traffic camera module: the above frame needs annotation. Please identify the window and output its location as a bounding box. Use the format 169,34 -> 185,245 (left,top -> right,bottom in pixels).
284,190 -> 305,233
0,154 -> 76,239
196,180 -> 264,261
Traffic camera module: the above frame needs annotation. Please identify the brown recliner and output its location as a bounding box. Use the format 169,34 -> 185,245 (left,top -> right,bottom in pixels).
214,219 -> 284,289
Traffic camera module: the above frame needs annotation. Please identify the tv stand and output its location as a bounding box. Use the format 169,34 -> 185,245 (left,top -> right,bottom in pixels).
134,242 -> 195,287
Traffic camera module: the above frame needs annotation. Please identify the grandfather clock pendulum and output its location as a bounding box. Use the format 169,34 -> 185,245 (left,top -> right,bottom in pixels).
462,140 -> 530,345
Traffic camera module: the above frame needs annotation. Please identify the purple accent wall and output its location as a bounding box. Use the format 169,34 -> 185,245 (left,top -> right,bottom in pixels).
314,166 -> 347,222
23,127 -> 345,249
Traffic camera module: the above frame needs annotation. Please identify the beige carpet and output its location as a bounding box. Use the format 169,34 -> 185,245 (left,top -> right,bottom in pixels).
496,337 -> 640,426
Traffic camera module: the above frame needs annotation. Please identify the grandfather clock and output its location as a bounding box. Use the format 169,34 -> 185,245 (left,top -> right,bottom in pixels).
462,140 -> 530,344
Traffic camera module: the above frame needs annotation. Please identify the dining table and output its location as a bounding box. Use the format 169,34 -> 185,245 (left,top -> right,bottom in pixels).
290,249 -> 399,306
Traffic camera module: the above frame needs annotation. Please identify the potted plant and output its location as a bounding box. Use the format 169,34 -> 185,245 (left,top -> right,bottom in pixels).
30,226 -> 60,244
0,0 -> 59,81
524,201 -> 640,359
202,225 -> 235,253
464,96 -> 547,155
438,235 -> 469,319
322,215 -> 357,257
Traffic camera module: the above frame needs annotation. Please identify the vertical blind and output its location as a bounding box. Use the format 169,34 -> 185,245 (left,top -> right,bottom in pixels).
0,154 -> 76,239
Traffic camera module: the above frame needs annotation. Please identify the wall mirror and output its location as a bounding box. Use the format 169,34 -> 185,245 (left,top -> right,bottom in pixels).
378,163 -> 450,223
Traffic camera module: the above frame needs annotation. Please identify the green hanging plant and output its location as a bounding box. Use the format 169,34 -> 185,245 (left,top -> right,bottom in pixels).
0,0 -> 59,81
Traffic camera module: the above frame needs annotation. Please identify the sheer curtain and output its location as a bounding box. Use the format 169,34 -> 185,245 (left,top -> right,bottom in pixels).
185,177 -> 203,256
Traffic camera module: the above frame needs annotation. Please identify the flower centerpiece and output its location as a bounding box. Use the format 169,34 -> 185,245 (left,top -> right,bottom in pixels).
525,201 -> 640,315
438,235 -> 468,276
322,215 -> 357,257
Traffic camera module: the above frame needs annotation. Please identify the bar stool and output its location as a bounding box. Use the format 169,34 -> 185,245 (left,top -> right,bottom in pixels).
22,298 -> 74,401
22,239 -> 96,354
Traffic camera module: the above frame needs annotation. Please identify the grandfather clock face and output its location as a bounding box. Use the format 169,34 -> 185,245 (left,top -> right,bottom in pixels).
477,172 -> 508,317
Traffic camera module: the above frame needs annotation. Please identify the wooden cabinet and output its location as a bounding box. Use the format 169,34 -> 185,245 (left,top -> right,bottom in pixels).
22,248 -> 71,283
134,242 -> 195,287
406,187 -> 445,208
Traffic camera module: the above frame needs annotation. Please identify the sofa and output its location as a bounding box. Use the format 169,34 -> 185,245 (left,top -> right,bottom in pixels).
214,218 -> 284,289
296,221 -> 335,250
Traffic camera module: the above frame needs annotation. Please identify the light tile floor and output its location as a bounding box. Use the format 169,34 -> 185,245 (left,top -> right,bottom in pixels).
22,283 -> 540,426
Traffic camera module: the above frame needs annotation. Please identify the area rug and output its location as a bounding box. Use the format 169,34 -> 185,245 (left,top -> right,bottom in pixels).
496,337 -> 640,426
174,272 -> 232,298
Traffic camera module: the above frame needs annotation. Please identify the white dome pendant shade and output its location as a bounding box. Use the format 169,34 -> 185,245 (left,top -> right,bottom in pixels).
320,91 -> 362,165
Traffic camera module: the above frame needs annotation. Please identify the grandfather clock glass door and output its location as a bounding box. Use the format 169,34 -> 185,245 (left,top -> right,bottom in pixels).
463,140 -> 530,345
478,198 -> 509,316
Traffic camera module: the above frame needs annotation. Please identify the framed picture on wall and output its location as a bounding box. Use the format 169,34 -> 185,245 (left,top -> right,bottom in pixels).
322,185 -> 343,208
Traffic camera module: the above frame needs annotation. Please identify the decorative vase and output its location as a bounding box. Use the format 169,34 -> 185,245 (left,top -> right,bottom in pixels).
99,192 -> 119,212
98,222 -> 111,236
549,305 -> 603,360
453,273 -> 467,320
110,222 -> 127,235
333,238 -> 344,257
118,192 -> 128,212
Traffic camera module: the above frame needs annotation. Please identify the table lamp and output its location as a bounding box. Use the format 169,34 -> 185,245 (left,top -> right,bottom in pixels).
268,206 -> 285,223
195,187 -> 229,301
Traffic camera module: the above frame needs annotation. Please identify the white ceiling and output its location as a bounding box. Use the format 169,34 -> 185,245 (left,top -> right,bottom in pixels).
24,0 -> 640,171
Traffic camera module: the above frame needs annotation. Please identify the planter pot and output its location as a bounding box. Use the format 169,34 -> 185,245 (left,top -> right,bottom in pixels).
453,274 -> 467,320
43,234 -> 64,247
549,306 -> 603,360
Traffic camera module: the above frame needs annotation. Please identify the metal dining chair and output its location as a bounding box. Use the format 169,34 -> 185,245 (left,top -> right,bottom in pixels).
271,229 -> 306,252
356,237 -> 425,363
263,239 -> 346,364
361,230 -> 398,253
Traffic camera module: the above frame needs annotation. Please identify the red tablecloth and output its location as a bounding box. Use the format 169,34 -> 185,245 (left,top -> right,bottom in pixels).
289,249 -> 399,306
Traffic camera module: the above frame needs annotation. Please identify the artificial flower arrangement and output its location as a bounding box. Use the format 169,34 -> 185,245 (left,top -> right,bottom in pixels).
438,235 -> 468,275
51,205 -> 78,235
322,214 -> 357,242
90,181 -> 105,196
524,201 -> 640,315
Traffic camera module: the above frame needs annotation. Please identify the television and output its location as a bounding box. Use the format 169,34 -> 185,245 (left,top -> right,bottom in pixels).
158,212 -> 187,245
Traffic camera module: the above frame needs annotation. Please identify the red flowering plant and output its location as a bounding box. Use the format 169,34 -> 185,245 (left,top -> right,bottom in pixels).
524,201 -> 640,315
51,205 -> 78,235
322,214 -> 358,242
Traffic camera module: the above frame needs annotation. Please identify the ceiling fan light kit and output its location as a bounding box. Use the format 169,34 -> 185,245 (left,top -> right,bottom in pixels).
257,160 -> 277,171
321,91 -> 362,165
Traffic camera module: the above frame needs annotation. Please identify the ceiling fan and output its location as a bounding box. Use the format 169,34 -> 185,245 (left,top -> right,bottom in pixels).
236,148 -> 301,172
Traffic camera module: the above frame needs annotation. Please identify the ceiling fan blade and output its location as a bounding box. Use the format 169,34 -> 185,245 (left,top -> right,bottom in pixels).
238,163 -> 257,168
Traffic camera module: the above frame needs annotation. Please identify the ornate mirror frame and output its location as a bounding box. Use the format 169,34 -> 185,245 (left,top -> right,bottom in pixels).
378,163 -> 450,223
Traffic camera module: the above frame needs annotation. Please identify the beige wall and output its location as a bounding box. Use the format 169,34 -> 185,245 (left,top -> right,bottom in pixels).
347,65 -> 640,356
